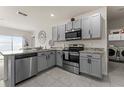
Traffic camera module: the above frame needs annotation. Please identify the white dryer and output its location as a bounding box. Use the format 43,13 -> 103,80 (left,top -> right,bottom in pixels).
119,47 -> 124,62
109,47 -> 118,61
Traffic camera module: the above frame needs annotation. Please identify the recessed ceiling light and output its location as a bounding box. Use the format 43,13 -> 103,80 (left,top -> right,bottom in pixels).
50,13 -> 54,17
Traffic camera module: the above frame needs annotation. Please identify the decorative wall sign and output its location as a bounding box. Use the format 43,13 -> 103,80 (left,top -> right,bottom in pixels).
38,31 -> 47,44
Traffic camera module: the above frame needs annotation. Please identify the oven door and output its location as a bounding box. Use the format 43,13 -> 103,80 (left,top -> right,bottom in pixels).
69,52 -> 79,63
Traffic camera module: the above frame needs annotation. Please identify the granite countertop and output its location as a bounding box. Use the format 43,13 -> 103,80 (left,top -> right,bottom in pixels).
80,48 -> 104,54
1,48 -> 64,56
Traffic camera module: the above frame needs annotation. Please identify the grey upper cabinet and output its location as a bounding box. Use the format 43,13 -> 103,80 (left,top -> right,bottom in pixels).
80,53 -> 102,78
66,19 -> 82,30
82,16 -> 91,39
90,13 -> 101,39
73,19 -> 82,29
82,13 -> 101,39
47,51 -> 56,68
56,51 -> 63,67
38,52 -> 47,72
66,22 -> 72,31
52,26 -> 58,41
57,24 -> 66,41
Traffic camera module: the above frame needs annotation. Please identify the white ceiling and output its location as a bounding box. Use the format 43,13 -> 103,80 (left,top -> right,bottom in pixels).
0,6 -> 102,32
108,6 -> 124,20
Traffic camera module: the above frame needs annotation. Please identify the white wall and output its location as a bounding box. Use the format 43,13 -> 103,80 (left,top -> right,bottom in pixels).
108,18 -> 124,31
0,26 -> 34,47
108,17 -> 124,47
34,7 -> 108,75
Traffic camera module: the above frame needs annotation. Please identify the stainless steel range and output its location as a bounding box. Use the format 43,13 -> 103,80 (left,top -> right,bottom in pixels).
63,44 -> 84,74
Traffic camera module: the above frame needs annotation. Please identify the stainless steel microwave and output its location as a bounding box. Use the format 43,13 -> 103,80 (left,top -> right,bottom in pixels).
65,29 -> 82,41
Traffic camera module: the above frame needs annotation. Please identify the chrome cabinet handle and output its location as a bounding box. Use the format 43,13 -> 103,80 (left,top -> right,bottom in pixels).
46,55 -> 48,59
47,54 -> 50,59
89,30 -> 90,34
88,58 -> 91,64
61,55 -> 63,58
87,55 -> 92,57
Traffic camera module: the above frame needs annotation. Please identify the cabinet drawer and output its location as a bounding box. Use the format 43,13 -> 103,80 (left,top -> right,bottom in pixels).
80,53 -> 101,59
49,51 -> 55,54
80,53 -> 91,58
38,52 -> 46,56
56,51 -> 63,54
91,54 -> 101,59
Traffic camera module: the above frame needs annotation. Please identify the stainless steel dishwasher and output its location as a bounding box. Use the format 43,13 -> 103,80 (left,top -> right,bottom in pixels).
15,53 -> 37,84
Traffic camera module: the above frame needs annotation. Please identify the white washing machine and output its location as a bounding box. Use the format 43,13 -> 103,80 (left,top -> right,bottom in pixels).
109,47 -> 118,61
119,47 -> 124,62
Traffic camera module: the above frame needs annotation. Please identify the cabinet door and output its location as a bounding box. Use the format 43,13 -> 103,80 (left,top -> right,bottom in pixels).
30,57 -> 38,76
120,34 -> 124,40
109,34 -> 120,41
47,52 -> 55,68
38,53 -> 47,72
91,59 -> 102,78
109,34 -> 113,41
90,13 -> 101,39
56,51 -> 63,67
82,16 -> 91,39
58,24 -> 65,41
66,22 -> 72,31
80,57 -> 90,74
73,19 -> 82,29
52,26 -> 58,41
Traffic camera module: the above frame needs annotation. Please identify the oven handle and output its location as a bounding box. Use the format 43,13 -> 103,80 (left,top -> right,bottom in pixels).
69,53 -> 79,56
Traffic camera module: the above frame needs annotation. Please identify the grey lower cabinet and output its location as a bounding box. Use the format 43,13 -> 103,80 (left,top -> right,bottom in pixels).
47,51 -> 56,68
90,58 -> 101,78
80,53 -> 102,78
80,57 -> 90,74
38,52 -> 47,72
56,51 -> 63,67
38,51 -> 55,73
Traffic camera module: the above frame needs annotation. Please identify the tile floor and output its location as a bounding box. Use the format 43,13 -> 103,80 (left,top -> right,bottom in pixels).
1,61 -> 124,87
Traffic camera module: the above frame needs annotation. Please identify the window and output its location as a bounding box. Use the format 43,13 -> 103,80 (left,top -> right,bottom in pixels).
0,35 -> 12,52
0,35 -> 23,52
12,36 -> 23,51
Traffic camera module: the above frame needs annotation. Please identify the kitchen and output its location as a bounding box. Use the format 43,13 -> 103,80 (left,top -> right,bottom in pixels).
0,6 -> 123,87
